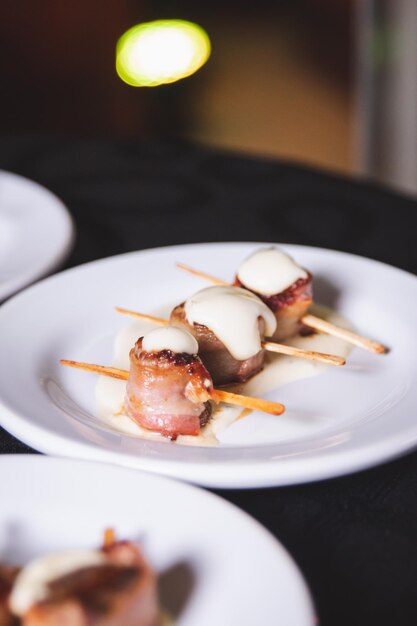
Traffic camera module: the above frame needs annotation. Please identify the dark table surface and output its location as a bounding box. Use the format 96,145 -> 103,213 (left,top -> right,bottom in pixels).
1,136 -> 417,626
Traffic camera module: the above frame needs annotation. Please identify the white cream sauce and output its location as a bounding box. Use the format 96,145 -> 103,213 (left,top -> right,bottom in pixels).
95,304 -> 353,447
142,326 -> 198,355
237,247 -> 308,296
9,550 -> 106,616
184,286 -> 277,360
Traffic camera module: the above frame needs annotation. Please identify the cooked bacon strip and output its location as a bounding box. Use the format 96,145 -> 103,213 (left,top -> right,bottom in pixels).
235,272 -> 313,341
125,338 -> 213,439
170,303 -> 266,385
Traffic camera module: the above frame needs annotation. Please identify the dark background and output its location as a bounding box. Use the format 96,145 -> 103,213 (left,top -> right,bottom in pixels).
0,1 -> 353,172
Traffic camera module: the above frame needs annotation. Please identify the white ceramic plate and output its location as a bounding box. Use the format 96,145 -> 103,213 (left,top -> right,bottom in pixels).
0,455 -> 314,625
0,170 -> 74,300
0,242 -> 414,488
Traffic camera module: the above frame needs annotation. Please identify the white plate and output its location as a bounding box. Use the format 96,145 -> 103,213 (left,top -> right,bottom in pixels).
0,170 -> 74,300
0,455 -> 314,626
0,242 -> 414,488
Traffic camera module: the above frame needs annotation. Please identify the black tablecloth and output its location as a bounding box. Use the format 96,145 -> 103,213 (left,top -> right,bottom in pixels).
1,137 -> 417,626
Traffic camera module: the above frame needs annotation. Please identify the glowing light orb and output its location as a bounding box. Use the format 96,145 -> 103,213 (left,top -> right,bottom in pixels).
116,20 -> 211,87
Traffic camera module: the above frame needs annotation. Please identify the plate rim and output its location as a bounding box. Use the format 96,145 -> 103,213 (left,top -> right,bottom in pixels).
0,169 -> 75,300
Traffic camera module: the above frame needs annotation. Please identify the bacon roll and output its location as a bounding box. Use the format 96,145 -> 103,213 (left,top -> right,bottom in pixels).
4,540 -> 158,626
125,337 -> 213,439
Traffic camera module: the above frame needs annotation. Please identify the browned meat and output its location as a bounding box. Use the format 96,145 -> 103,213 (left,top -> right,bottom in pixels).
0,565 -> 19,626
125,338 -> 213,439
235,272 -> 313,341
170,304 -> 266,385
22,541 -> 158,626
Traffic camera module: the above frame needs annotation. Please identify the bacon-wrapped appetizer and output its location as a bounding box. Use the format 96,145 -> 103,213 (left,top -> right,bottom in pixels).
170,285 -> 277,385
5,534 -> 158,626
235,248 -> 313,341
125,326 -> 213,439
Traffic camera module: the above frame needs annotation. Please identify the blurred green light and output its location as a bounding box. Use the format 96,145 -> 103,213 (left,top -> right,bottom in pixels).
116,19 -> 211,87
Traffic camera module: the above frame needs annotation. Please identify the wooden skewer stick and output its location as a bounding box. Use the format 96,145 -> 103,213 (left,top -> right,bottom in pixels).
60,360 -> 285,416
60,360 -> 129,380
176,262 -> 387,355
263,341 -> 345,366
115,307 -> 168,326
301,314 -> 386,354
176,263 -> 228,286
211,389 -> 284,415
115,308 -> 345,366
103,528 -> 116,547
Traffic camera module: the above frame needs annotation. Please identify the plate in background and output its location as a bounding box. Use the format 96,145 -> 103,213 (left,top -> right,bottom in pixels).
0,170 -> 74,300
0,455 -> 314,626
0,242 -> 413,487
